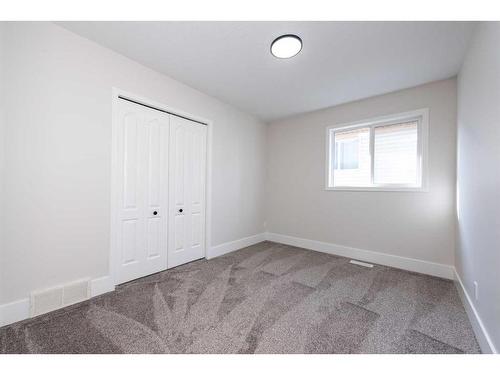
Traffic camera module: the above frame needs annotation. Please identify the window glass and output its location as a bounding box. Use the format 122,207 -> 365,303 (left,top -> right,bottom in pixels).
335,139 -> 359,170
332,127 -> 371,187
373,121 -> 418,185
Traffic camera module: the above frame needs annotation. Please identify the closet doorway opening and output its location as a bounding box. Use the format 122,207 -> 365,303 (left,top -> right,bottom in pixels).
109,89 -> 212,285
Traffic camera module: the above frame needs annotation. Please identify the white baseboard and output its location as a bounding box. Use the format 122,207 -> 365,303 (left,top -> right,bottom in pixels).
90,275 -> 115,297
207,233 -> 267,259
266,232 -> 455,280
0,298 -> 30,327
454,270 -> 497,354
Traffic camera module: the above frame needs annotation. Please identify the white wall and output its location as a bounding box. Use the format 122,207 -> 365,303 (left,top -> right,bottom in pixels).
456,22 -> 500,353
0,22 -> 266,305
0,23 -> 5,302
267,79 -> 457,267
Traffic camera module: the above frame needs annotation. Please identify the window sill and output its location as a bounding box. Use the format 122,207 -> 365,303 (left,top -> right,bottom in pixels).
326,186 -> 429,192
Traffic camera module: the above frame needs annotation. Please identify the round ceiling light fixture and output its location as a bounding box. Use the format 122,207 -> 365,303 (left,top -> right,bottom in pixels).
270,34 -> 302,59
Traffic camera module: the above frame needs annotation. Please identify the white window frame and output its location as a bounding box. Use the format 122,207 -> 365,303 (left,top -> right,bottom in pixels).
325,108 -> 429,192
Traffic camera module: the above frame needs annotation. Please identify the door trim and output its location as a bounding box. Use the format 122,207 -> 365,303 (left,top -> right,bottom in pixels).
110,87 -> 213,287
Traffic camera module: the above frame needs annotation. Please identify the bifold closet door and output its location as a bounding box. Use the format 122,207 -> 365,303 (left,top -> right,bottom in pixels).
168,116 -> 207,268
116,99 -> 170,284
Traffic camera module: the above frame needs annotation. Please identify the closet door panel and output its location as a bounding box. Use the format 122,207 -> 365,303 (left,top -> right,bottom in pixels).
168,116 -> 206,268
116,100 -> 169,284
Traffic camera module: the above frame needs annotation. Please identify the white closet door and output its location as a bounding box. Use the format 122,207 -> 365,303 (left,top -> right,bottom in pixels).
116,99 -> 169,284
168,115 -> 207,268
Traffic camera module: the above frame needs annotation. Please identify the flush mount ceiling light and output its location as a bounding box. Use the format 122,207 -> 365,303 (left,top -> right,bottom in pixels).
270,34 -> 302,59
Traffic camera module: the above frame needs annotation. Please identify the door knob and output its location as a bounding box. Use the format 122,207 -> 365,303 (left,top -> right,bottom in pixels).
179,208 -> 183,213
153,211 -> 158,216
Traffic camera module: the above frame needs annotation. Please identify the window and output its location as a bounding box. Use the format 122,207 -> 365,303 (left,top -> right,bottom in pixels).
326,109 -> 428,191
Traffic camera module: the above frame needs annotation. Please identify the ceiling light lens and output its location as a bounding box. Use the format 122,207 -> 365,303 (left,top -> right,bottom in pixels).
271,35 -> 302,59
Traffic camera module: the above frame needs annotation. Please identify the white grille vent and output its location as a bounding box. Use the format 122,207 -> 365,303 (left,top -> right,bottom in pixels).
30,279 -> 90,317
30,287 -> 63,317
63,279 -> 90,306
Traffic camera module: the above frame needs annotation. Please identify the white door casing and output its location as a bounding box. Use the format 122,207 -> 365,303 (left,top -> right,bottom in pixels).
115,99 -> 170,284
168,115 -> 207,268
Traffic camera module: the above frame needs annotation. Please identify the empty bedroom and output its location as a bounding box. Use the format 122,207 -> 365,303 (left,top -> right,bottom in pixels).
0,0 -> 499,372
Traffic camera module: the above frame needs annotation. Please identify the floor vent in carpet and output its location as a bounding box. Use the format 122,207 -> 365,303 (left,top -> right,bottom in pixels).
349,259 -> 374,268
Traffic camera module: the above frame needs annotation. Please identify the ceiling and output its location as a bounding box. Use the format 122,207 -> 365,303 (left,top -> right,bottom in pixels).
58,22 -> 476,122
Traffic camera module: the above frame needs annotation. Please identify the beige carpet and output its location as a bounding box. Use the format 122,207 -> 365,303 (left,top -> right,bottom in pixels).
0,241 -> 480,353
